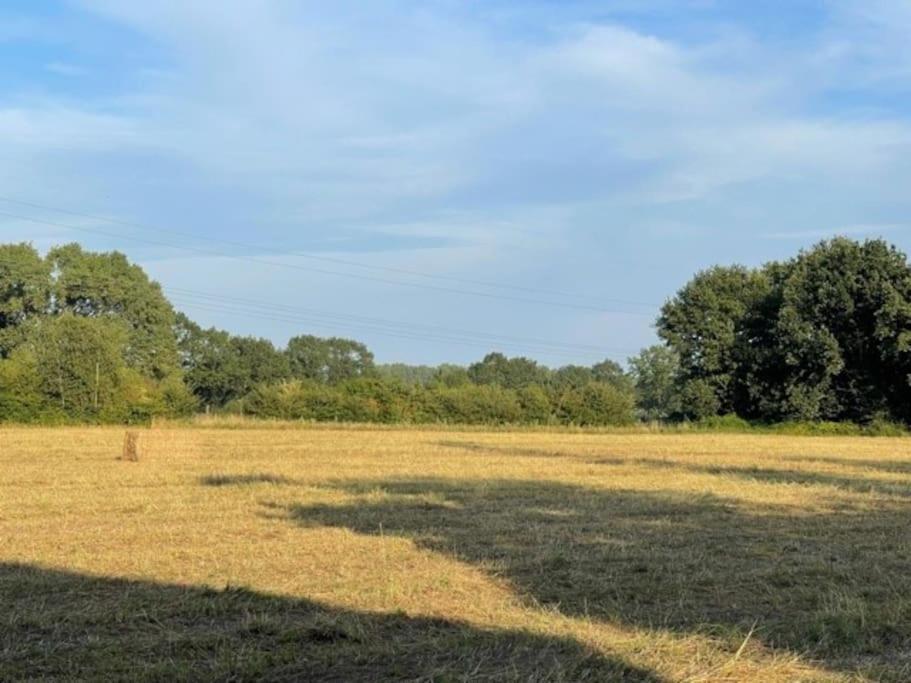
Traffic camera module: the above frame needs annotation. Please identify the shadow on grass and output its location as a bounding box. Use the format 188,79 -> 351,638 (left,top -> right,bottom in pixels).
631,460 -> 911,499
435,440 -> 628,465
279,478 -> 911,679
700,465 -> 911,498
0,561 -> 660,682
778,454 -> 911,476
200,473 -> 296,487
445,436 -> 911,500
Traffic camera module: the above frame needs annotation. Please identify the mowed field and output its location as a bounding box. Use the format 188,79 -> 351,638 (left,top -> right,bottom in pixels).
2,426 -> 910,682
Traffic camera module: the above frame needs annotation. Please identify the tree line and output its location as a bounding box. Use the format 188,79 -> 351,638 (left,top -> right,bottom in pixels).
1,238 -> 909,427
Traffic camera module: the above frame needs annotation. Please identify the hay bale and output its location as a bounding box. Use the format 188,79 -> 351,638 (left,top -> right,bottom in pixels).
121,431 -> 141,462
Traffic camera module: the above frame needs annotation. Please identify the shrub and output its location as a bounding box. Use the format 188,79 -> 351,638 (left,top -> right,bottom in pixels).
695,414 -> 753,432
556,383 -> 636,426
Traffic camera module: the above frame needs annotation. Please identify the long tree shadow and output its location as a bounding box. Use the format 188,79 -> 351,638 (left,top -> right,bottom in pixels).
631,460 -> 911,499
778,454 -> 911,476
279,478 -> 911,680
0,561 -> 660,682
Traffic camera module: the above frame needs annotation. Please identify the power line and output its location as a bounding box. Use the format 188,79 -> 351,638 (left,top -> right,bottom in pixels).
167,286 -> 637,356
169,295 -> 627,363
0,196 -> 661,311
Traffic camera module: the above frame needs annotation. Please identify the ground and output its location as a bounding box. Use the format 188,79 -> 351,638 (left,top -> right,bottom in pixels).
1,425 -> 910,681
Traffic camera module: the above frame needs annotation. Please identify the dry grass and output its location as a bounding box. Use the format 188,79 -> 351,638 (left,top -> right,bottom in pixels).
1,426 -> 910,681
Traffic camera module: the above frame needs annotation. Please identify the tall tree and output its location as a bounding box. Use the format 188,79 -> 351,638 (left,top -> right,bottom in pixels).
230,336 -> 291,387
20,314 -> 129,417
286,335 -> 375,384
628,345 -> 682,421
776,238 -> 911,421
174,314 -> 247,407
0,243 -> 50,357
658,265 -> 772,417
467,353 -> 547,389
48,244 -> 179,379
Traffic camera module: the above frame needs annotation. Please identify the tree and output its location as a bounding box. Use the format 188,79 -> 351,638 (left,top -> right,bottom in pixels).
20,314 -> 129,418
775,238 -> 911,422
376,363 -> 438,387
429,364 -> 470,388
550,365 -> 593,390
467,353 -> 547,389
656,238 -> 911,424
556,383 -> 636,426
658,265 -> 773,417
174,314 -> 247,407
517,384 -> 552,423
0,243 -> 50,358
591,359 -> 634,393
230,336 -> 291,387
286,335 -> 374,384
628,345 -> 682,421
48,244 -> 179,379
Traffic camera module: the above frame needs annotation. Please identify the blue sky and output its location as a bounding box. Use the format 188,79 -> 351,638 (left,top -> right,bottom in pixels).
2,1 -> 911,366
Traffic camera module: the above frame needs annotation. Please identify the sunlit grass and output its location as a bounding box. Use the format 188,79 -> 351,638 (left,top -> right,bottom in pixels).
2,426 -> 910,681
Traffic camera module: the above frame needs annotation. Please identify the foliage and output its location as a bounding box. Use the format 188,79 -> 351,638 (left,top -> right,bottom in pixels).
467,352 -> 548,389
0,243 -> 50,358
628,345 -> 682,420
658,238 -> 911,425
286,335 -> 375,384
2,238 -> 911,429
48,244 -> 179,379
376,363 -> 439,387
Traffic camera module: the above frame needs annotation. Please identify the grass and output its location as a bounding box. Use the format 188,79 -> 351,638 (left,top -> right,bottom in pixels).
2,426 -> 910,681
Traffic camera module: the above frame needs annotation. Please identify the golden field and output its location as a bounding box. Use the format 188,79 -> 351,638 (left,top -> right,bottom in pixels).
2,425 -> 910,681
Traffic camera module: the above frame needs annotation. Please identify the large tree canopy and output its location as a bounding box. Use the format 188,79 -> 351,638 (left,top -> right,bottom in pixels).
48,244 -> 179,379
286,335 -> 375,384
0,243 -> 51,358
658,238 -> 911,423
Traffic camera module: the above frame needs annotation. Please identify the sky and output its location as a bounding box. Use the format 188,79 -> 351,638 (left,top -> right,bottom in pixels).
1,1 -> 911,367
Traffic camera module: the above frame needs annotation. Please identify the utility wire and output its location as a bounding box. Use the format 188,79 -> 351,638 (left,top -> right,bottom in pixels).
166,286 -> 637,356
170,295 -> 625,362
0,196 -> 661,311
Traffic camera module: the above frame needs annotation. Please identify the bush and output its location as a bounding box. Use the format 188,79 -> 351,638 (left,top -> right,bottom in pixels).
517,385 -> 553,424
417,384 -> 523,425
556,383 -> 636,426
695,414 -> 754,432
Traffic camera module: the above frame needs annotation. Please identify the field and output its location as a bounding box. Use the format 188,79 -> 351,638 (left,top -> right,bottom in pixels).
2,426 -> 910,682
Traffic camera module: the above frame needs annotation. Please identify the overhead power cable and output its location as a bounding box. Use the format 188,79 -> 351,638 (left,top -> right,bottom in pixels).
169,295 -> 627,362
166,286 -> 637,356
0,196 -> 661,312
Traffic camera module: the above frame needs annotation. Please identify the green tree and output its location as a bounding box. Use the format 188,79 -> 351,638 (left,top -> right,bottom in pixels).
550,365 -> 593,390
0,243 -> 50,358
658,265 -> 772,417
20,314 -> 129,418
556,383 -> 636,426
467,353 -> 547,389
231,336 -> 291,387
376,363 -> 438,387
0,352 -> 44,421
48,244 -> 179,379
775,238 -> 911,422
429,364 -> 470,388
628,345 -> 682,421
175,314 -> 247,407
286,335 -> 375,384
517,384 -> 553,423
